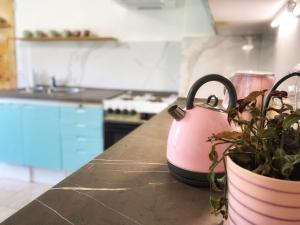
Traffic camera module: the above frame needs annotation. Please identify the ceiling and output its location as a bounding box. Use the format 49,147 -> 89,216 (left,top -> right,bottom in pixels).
208,0 -> 288,34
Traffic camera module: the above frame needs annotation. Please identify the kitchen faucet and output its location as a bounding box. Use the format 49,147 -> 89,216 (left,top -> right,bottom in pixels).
51,76 -> 57,88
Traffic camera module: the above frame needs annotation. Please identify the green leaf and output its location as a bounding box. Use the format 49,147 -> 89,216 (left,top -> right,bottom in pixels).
216,175 -> 226,190
269,90 -> 288,99
294,109 -> 300,116
208,171 -> 216,186
262,164 -> 271,175
272,156 -> 287,172
209,145 -> 218,161
250,107 -> 260,118
244,90 -> 267,102
230,152 -> 252,164
227,108 -> 238,124
281,162 -> 294,179
292,155 -> 300,165
283,114 -> 300,129
261,127 -> 277,138
210,196 -> 222,210
274,148 -> 286,157
213,131 -> 243,140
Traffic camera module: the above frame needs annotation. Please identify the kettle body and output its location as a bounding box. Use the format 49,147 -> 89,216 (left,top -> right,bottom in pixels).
167,74 -> 237,186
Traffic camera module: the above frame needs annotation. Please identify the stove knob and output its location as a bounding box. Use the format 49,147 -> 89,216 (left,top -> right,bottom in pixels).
107,108 -> 113,113
130,110 -> 137,115
115,109 -> 121,114
123,109 -> 129,115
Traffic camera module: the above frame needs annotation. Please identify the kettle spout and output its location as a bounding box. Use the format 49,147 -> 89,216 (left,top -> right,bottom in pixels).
168,105 -> 185,121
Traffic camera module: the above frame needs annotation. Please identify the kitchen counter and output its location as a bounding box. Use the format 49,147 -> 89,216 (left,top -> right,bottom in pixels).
0,88 -> 124,103
2,100 -> 221,225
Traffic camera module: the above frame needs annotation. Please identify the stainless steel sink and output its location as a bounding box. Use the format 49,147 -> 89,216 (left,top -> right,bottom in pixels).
18,86 -> 84,94
51,87 -> 84,94
18,86 -> 48,93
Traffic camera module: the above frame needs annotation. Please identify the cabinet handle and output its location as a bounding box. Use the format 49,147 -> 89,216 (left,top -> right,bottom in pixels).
76,109 -> 86,114
76,123 -> 86,128
77,137 -> 87,142
76,149 -> 86,154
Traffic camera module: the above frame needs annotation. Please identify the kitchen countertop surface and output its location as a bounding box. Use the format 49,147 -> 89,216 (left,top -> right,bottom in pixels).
0,88 -> 124,103
2,100 -> 221,225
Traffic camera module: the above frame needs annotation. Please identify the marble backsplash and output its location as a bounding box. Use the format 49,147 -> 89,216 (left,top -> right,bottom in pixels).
16,33 -> 300,97
16,41 -> 181,92
179,34 -> 300,98
179,35 -> 264,98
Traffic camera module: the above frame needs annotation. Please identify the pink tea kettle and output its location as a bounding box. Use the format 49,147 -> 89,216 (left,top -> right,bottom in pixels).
223,70 -> 275,109
167,74 -> 237,186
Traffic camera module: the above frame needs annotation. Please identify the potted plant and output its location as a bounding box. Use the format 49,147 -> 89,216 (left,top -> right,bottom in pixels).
208,88 -> 300,225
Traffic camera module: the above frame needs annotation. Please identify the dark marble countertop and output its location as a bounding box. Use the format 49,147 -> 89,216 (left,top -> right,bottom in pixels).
2,102 -> 221,225
0,88 -> 124,103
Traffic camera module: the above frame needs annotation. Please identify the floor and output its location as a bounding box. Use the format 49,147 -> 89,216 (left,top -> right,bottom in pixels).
0,178 -> 51,222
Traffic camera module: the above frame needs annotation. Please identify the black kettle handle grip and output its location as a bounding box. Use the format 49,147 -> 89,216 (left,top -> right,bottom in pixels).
186,74 -> 237,111
264,72 -> 300,114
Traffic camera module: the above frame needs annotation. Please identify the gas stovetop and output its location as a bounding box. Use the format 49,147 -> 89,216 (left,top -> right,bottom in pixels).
103,91 -> 177,114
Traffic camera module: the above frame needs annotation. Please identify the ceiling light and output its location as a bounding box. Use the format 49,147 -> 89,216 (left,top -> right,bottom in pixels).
270,10 -> 291,28
242,37 -> 254,52
242,44 -> 254,52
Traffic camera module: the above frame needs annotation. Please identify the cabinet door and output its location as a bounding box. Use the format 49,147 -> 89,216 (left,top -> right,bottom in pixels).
22,104 -> 61,169
0,103 -> 23,164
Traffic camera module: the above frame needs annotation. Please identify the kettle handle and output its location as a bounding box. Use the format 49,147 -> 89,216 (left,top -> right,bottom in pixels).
186,74 -> 237,111
263,72 -> 300,114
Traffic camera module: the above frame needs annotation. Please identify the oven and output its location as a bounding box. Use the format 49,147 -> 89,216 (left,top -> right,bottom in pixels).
104,120 -> 142,149
104,112 -> 154,149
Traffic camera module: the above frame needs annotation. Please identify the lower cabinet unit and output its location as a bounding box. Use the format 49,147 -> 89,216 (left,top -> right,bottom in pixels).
0,101 -> 104,171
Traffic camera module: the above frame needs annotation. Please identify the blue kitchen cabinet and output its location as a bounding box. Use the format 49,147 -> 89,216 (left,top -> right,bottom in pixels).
0,101 -> 104,171
0,103 -> 23,164
22,104 -> 61,169
60,105 -> 104,171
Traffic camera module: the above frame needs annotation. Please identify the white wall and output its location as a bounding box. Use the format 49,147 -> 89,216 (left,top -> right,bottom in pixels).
15,0 -> 215,41
14,0 -> 189,91
258,13 -> 300,91
15,0 -> 185,41
270,14 -> 300,76
17,41 -> 181,92
14,0 -> 216,92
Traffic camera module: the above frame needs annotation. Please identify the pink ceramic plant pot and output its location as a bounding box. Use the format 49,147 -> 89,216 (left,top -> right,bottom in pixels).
227,156 -> 300,225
